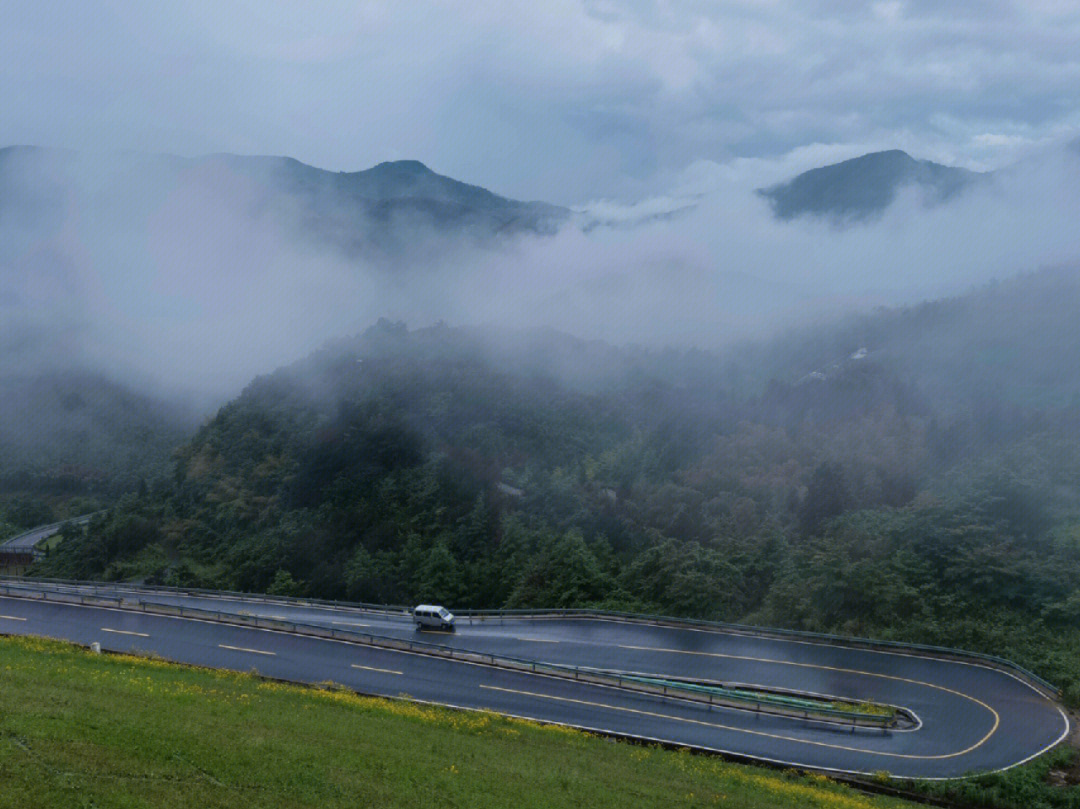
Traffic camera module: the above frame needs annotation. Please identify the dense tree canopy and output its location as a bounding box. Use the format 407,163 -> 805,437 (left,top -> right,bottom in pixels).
29,284 -> 1080,705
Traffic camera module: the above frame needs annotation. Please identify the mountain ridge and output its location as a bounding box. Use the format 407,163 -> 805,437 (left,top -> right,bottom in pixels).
758,149 -> 984,221
0,146 -> 571,251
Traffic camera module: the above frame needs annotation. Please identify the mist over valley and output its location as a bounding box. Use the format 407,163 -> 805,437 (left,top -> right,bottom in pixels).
4,6 -> 1080,801
4,140 -> 1080,413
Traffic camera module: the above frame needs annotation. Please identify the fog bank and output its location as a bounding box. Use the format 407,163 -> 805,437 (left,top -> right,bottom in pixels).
2,143 -> 1079,407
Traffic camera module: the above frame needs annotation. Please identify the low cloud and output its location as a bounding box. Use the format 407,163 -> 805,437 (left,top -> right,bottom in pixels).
3,2 -> 1080,203
444,141 -> 1080,346
2,143 -> 1079,409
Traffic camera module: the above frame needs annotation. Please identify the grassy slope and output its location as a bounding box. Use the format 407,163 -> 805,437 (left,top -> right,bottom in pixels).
0,635 -> 917,809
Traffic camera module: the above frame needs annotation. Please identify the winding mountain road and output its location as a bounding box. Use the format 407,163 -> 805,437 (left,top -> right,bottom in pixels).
0,576 -> 1069,779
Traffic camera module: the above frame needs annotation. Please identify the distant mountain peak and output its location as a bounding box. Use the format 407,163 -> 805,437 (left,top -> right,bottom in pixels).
759,149 -> 982,222
256,154 -> 570,236
367,159 -> 433,175
849,149 -> 915,165
0,146 -> 571,254
866,148 -> 912,159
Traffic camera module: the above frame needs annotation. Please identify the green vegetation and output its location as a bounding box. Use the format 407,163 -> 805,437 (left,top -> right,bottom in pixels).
0,495 -> 105,575
0,371 -> 189,495
902,743 -> 1080,809
0,495 -> 103,537
34,281 -> 1080,706
624,677 -> 897,724
0,635 -> 917,809
830,701 -> 897,719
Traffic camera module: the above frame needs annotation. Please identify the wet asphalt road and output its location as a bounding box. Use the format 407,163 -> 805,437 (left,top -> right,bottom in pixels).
0,580 -> 1068,778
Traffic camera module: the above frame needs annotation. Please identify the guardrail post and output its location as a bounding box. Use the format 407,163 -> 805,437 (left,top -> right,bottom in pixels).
3,576 -> 1060,698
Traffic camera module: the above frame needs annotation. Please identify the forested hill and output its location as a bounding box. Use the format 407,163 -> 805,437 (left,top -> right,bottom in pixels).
726,266 -> 1080,411
38,300 -> 1080,703
0,371 -> 190,492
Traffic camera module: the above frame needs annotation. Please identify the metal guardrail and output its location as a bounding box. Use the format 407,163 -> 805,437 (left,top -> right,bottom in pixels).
0,572 -> 411,615
617,675 -> 895,725
0,513 -> 103,557
0,572 -> 1061,699
456,608 -> 1063,698
0,579 -> 898,728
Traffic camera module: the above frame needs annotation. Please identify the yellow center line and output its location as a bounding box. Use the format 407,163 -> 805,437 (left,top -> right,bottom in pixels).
479,684 -> 993,761
617,643 -> 976,692
612,644 -> 1000,757
332,621 -> 372,627
101,627 -> 149,637
218,644 -> 275,656
0,615 -> 27,621
351,663 -> 403,675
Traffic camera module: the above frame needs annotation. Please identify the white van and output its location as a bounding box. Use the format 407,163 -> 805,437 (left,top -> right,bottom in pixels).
413,604 -> 455,631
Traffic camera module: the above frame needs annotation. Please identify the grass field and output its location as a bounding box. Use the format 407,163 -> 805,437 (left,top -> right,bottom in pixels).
0,634 -> 924,809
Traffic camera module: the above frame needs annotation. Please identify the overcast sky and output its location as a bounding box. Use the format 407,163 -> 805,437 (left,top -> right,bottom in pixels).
4,1 -> 1080,204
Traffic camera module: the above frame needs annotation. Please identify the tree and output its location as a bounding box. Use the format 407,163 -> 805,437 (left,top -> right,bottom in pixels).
799,462 -> 848,536
620,537 -> 738,618
266,569 -> 304,597
505,530 -> 612,608
418,541 -> 463,605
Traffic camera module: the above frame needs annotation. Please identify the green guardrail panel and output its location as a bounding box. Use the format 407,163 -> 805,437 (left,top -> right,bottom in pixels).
624,675 -> 894,723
